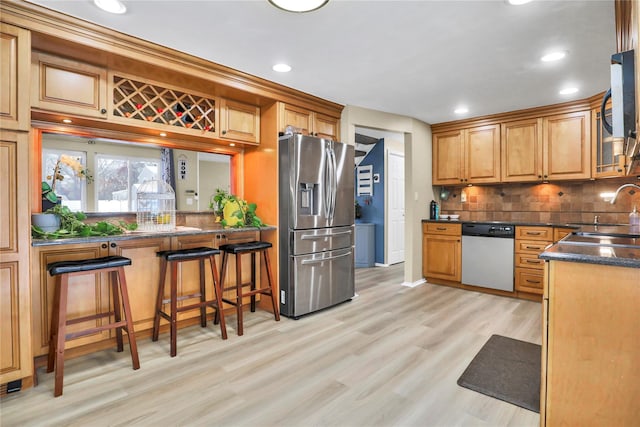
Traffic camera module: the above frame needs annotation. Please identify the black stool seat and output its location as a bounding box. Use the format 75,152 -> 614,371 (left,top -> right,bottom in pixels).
219,241 -> 272,254
157,246 -> 220,261
48,256 -> 132,276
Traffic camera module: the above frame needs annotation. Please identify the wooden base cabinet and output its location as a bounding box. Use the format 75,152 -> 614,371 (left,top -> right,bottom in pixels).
514,226 -> 552,296
541,261 -> 640,426
31,238 -> 170,357
422,222 -> 462,283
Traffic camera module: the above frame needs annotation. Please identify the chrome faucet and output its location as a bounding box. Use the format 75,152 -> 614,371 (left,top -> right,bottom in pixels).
609,183 -> 640,204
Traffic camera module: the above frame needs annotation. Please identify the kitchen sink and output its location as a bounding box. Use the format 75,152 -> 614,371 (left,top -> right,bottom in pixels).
561,233 -> 640,248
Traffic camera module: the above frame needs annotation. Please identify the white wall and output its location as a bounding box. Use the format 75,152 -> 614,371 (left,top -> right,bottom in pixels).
341,105 -> 434,285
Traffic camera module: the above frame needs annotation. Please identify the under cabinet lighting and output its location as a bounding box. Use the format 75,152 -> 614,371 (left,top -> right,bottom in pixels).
269,0 -> 329,13
229,143 -> 236,147
94,0 -> 126,14
62,119 -> 72,124
600,192 -> 615,201
159,132 -> 167,137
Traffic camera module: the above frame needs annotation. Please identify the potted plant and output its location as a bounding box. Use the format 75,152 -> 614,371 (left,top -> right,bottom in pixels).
41,154 -> 92,211
209,188 -> 265,228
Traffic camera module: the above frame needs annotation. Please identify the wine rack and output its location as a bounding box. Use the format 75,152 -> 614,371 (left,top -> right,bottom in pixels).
112,75 -> 216,134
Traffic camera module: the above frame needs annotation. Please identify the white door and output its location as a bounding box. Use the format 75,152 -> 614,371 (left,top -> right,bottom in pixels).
387,151 -> 405,264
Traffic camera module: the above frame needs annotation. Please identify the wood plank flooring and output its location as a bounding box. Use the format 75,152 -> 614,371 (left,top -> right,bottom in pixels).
1,264 -> 541,426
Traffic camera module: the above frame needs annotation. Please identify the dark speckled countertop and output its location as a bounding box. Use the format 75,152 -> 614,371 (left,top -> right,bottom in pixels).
32,225 -> 277,247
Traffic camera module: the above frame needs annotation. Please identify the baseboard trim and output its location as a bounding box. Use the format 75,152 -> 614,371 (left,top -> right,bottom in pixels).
402,278 -> 426,288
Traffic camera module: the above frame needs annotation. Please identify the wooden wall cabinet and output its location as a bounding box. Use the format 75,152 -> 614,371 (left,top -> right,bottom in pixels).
542,111 -> 591,181
219,98 -> 260,144
501,118 -> 543,182
1,23 -> 30,131
541,261 -> 640,426
514,226 -> 552,295
278,103 -> 340,141
432,124 -> 500,185
31,52 -> 108,119
591,105 -> 626,178
0,131 -> 32,388
422,222 -> 462,283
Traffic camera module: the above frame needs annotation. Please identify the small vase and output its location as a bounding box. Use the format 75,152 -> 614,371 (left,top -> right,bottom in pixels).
31,213 -> 60,232
42,196 -> 62,212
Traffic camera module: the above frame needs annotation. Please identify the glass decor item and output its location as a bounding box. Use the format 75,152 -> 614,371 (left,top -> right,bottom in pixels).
136,179 -> 176,231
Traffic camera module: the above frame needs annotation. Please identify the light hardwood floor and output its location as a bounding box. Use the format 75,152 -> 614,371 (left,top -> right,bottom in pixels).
1,264 -> 541,426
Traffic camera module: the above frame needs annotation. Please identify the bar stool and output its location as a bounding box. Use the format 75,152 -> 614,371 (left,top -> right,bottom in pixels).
152,247 -> 227,357
219,241 -> 280,336
46,256 -> 140,397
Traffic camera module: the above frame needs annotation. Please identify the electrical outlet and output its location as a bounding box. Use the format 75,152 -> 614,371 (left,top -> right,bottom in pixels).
460,190 -> 467,203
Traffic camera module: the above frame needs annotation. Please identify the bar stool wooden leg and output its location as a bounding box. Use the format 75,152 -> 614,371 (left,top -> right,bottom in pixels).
236,253 -> 244,336
152,259 -> 168,342
209,254 -> 227,339
116,266 -> 140,369
262,249 -> 280,321
170,263 -> 179,358
111,270 -> 124,352
53,275 -> 69,397
47,273 -> 62,374
199,258 -> 207,327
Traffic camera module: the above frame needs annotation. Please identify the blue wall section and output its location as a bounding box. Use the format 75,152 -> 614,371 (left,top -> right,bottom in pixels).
355,140 -> 385,264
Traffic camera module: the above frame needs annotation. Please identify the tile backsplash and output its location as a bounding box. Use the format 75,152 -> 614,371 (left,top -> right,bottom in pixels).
438,176 -> 640,224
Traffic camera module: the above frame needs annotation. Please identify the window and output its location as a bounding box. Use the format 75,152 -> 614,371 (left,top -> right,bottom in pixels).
96,155 -> 160,212
42,149 -> 88,211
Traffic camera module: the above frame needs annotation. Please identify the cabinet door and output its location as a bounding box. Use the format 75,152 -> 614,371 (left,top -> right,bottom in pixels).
0,131 -> 32,384
279,103 -> 313,135
31,52 -> 108,119
543,111 -> 591,180
423,234 -> 461,282
313,113 -> 340,140
109,237 -> 170,332
432,130 -> 464,185
219,98 -> 260,144
0,24 -> 30,131
591,106 -> 625,178
31,242 -> 109,357
502,118 -> 543,182
465,124 -> 501,184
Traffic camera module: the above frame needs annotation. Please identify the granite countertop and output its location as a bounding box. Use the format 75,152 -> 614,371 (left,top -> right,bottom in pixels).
32,225 -> 276,247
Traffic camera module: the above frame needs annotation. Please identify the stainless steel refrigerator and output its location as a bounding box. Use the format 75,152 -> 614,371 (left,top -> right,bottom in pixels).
278,133 -> 355,318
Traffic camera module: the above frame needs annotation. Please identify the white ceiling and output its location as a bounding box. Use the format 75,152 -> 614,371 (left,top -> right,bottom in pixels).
26,0 -> 616,125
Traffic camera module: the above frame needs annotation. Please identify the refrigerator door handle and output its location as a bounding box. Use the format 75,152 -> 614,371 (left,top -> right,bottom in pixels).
329,145 -> 337,220
300,230 -> 352,240
323,144 -> 332,218
301,250 -> 353,265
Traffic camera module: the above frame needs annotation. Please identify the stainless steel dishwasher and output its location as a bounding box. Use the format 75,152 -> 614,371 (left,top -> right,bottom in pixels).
461,223 -> 515,292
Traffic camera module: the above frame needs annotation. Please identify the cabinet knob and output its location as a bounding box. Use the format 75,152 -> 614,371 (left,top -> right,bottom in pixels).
101,243 -> 108,249
460,179 -> 464,182
538,175 -> 542,178
110,242 -> 117,248
100,108 -> 107,114
543,175 -> 548,179
222,130 -> 227,135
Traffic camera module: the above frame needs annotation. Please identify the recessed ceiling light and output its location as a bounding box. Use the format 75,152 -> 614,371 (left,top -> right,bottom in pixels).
541,51 -> 567,62
559,87 -> 578,95
507,0 -> 533,5
94,0 -> 126,14
272,63 -> 292,73
269,0 -> 329,13
454,107 -> 469,114
62,119 -> 72,124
